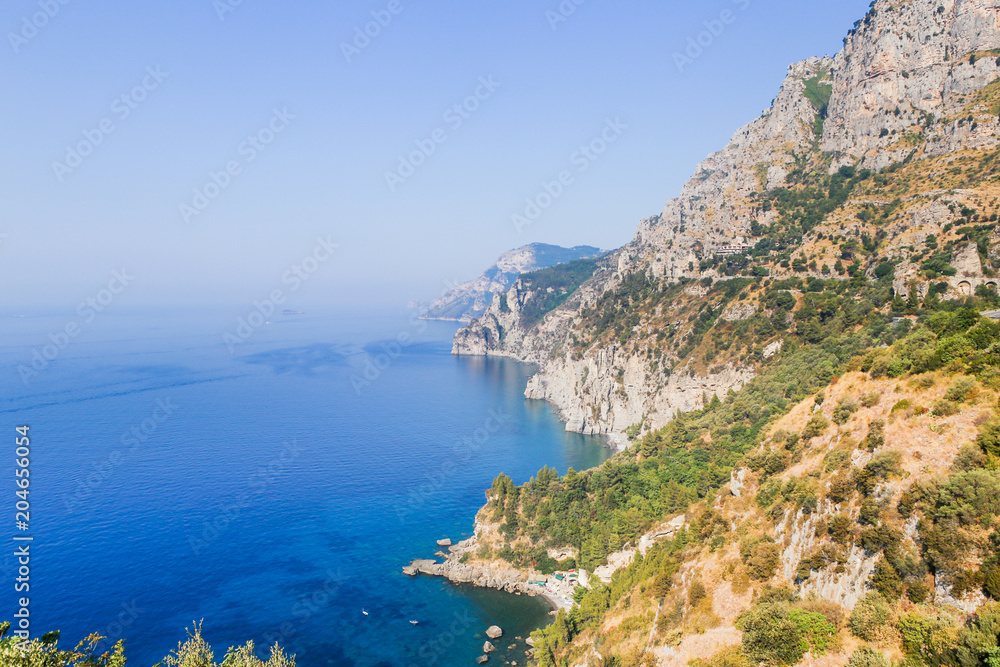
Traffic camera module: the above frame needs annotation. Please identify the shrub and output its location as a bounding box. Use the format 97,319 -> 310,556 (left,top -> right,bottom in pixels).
871,559 -> 904,599
739,603 -> 807,666
803,414 -> 831,440
863,420 -> 886,451
161,624 -> 296,667
944,377 -> 977,403
689,581 -> 707,606
834,397 -> 861,425
824,448 -> 851,472
907,580 -> 931,604
898,610 -> 961,663
952,443 -> 986,472
850,592 -> 894,642
699,645 -> 750,667
859,499 -> 882,526
847,647 -> 890,667
891,398 -> 913,414
757,480 -> 783,508
829,514 -> 854,545
932,399 -> 961,417
985,565 -> 1000,600
861,392 -> 881,408
856,451 -> 903,496
978,419 -> 1000,458
829,474 -> 855,503
788,608 -> 837,653
953,603 -> 1000,667
743,540 -> 781,581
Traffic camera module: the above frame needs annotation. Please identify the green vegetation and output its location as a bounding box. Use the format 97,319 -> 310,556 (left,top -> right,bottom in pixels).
736,589 -> 837,666
517,258 -> 601,327
531,538 -> 685,667
802,72 -> 834,138
488,308 -> 895,571
0,622 -> 294,667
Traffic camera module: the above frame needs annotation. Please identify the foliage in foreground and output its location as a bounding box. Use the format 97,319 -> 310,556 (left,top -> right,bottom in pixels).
0,622 -> 294,667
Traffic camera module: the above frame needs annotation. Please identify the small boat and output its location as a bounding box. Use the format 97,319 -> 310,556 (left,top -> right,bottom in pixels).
409,620 -> 419,625
362,609 -> 369,616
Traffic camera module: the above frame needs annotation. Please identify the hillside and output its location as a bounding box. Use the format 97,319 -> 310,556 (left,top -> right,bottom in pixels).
423,243 -> 604,322
447,306 -> 1000,667
454,0 -> 1000,443
431,1 -> 1000,666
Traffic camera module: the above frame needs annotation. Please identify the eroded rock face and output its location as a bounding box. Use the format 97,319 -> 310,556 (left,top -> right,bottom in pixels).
453,0 -> 1000,439
774,503 -> 880,610
524,354 -> 756,437
823,0 -> 1000,163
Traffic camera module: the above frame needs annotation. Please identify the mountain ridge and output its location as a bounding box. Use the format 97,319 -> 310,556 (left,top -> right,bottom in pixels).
432,2 -> 1000,665
454,0 -> 1000,442
422,243 -> 604,323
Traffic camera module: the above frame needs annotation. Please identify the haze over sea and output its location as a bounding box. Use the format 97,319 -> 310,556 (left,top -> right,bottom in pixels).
0,308 -> 611,667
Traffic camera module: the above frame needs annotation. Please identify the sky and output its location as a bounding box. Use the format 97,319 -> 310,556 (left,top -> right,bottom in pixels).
0,0 -> 874,310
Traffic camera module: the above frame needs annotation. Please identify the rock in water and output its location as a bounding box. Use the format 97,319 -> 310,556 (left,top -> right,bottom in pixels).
486,626 -> 502,639
483,642 -> 495,653
437,538 -> 452,547
476,656 -> 488,664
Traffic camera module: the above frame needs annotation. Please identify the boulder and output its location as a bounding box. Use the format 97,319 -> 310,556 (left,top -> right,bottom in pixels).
525,637 -> 534,647
402,559 -> 440,576
476,656 -> 488,664
437,538 -> 452,547
483,642 -> 495,653
486,625 -> 502,639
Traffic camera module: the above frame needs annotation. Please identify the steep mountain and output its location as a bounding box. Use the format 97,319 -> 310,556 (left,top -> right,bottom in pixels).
421,2 -> 1000,666
455,0 -> 1000,444
422,243 -> 604,322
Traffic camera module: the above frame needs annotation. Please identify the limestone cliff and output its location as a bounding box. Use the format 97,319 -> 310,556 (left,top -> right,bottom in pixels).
454,0 -> 1000,442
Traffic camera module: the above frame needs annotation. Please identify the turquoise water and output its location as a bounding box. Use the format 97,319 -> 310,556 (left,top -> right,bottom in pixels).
0,308 -> 610,666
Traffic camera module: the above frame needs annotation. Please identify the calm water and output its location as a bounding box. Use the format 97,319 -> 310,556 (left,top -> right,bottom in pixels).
0,308 -> 611,667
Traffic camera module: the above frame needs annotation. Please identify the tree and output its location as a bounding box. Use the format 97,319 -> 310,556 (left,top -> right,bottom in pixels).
163,624 -> 295,667
0,622 -> 125,667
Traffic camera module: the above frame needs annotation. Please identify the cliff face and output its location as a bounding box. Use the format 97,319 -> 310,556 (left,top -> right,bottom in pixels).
823,0 -> 1000,164
454,0 -> 1000,440
424,243 -> 602,322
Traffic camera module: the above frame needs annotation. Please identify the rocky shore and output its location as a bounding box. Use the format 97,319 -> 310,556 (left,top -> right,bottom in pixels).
403,537 -> 575,611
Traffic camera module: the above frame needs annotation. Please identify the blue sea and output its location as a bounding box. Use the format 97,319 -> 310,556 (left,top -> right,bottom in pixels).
0,308 -> 611,667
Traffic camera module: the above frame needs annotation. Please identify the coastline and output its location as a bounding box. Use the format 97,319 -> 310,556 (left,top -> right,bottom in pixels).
403,536 -> 577,614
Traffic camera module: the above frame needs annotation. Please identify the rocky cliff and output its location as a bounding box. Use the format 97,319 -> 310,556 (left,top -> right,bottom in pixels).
454,0 -> 1000,442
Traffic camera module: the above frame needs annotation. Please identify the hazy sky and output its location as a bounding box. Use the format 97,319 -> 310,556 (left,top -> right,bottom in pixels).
1,0 -> 872,309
